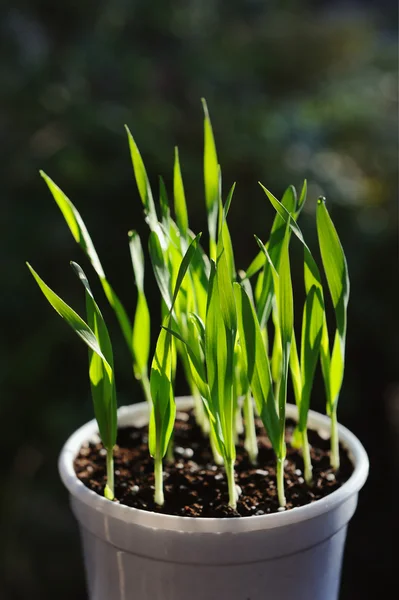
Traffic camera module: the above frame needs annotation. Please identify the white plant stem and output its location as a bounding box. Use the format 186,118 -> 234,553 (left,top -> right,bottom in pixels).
154,455 -> 164,506
330,407 -> 340,470
225,459 -> 237,509
301,429 -> 313,485
243,392 -> 258,464
276,457 -> 286,508
104,447 -> 115,500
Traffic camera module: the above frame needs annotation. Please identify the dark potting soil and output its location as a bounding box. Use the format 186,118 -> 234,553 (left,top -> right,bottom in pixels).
74,409 -> 354,518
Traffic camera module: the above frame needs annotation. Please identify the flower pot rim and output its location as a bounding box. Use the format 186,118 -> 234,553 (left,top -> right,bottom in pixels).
59,396 -> 369,533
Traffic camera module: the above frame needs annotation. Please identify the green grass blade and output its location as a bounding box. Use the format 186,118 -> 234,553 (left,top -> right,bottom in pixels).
27,263 -> 110,369
205,263 -> 227,449
296,180 -> 307,215
125,125 -> 157,228
40,171 -> 133,353
289,331 -> 302,407
40,172 -> 105,278
316,198 -> 349,468
162,325 -> 209,401
173,147 -> 189,236
222,223 -> 236,284
149,232 -> 203,502
129,231 -> 150,381
132,293 -> 150,381
271,308 -> 283,386
281,185 -> 297,214
170,233 -> 202,315
149,324 -> 175,458
256,184 -> 297,327
316,197 -> 349,412
277,227 -> 294,358
259,187 -> 327,415
259,185 -> 325,311
316,198 -> 349,341
27,262 -> 116,459
159,176 -> 171,224
129,230 -> 146,293
224,182 -> 236,220
187,240 -> 209,322
299,285 -> 323,430
202,99 -> 219,260
148,230 -> 173,309
71,262 -> 117,451
329,330 -> 345,405
233,282 -> 279,452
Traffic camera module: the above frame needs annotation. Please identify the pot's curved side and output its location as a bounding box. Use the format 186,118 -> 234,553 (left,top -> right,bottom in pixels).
79,523 -> 348,600
60,398 -> 369,600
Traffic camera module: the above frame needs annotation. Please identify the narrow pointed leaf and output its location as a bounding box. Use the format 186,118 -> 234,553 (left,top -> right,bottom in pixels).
290,332 -> 302,407
27,263 -> 110,368
202,99 -> 219,259
149,324 -> 175,458
159,176 -> 170,224
316,198 -> 349,411
125,125 -> 157,228
316,198 -> 349,339
129,231 -> 146,293
299,285 -> 323,430
40,172 -> 105,278
233,282 -> 279,452
170,233 -> 202,315
256,184 -> 297,326
27,263 -> 116,451
40,171 -> 133,352
129,231 -> 151,378
148,230 -> 173,309
71,262 -> 117,449
173,147 -> 189,236
296,180 -> 307,215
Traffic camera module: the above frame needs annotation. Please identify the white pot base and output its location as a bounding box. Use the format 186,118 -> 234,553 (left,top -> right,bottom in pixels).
60,398 -> 369,600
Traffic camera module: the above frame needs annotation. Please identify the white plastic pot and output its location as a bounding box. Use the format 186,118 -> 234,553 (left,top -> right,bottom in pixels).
59,397 -> 369,600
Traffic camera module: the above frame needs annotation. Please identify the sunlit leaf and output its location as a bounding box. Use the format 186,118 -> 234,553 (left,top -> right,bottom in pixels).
71,262 -> 117,450
125,125 -> 157,228
296,179 -> 307,215
129,231 -> 150,380
27,263 -> 116,450
233,282 -> 279,452
202,98 -> 219,260
173,147 -> 189,236
40,171 -> 133,352
316,198 -> 349,339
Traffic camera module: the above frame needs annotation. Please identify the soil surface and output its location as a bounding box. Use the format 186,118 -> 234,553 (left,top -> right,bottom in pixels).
74,409 -> 354,518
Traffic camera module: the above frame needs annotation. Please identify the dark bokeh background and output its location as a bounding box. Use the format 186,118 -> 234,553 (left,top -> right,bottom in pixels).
1,1 -> 398,598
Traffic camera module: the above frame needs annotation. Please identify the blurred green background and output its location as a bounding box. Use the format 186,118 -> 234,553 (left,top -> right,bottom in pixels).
1,1 -> 398,598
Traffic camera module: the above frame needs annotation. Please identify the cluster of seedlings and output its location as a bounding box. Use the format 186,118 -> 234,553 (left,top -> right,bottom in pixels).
28,101 -> 349,512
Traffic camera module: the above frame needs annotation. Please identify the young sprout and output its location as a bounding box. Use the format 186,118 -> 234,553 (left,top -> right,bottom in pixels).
257,222 -> 294,508
259,185 -> 325,485
129,230 -> 151,404
27,262 -> 117,500
316,197 -> 350,470
206,255 -> 238,508
31,100 -> 351,516
39,172 -> 153,404
125,125 -> 158,231
149,233 -> 202,505
234,281 -> 282,504
173,147 -> 189,238
126,125 -> 212,438
202,98 -> 219,262
40,172 -> 132,351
